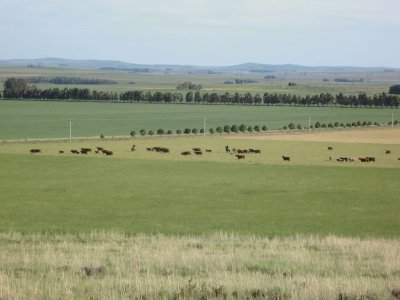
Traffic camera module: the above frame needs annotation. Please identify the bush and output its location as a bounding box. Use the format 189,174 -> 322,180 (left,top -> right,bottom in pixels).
297,124 -> 302,130
315,122 -> 321,128
209,128 -> 214,134
362,121 -> 367,127
283,126 -> 287,130
340,123 -> 345,127
216,126 -> 223,133
176,129 -> 182,134
148,130 -> 154,135
367,121 -> 372,126
352,122 -> 357,127
167,130 -> 172,134
262,125 -> 268,131
100,133 -> 105,139
394,120 -> 399,125
239,124 -> 246,132
328,123 -> 334,128
129,130 -> 136,137
247,126 -> 253,132
140,129 -> 146,136
334,122 -> 339,127
157,128 -> 164,135
184,128 -> 191,134
357,121 -> 362,126
231,124 -> 238,133
321,123 -> 327,128
254,125 -> 260,132
200,128 -> 204,134
192,128 -> 198,134
223,125 -> 231,133
288,122 -> 295,130
310,125 -> 314,129
346,123 -> 351,127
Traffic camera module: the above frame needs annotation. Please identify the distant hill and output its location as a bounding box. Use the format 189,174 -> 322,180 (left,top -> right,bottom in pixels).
0,58 -> 398,74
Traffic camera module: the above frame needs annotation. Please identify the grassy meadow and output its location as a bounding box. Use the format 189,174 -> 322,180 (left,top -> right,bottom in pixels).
0,100 -> 398,140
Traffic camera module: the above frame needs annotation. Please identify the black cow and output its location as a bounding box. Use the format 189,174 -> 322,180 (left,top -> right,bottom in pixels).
282,156 -> 290,161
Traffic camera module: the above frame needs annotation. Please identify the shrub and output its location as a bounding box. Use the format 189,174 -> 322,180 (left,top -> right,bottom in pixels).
140,129 -> 146,136
231,124 -> 238,133
239,124 -> 246,132
167,130 -> 172,134
216,126 -> 223,133
315,122 -> 321,128
254,125 -> 260,132
130,130 -> 136,137
209,128 -> 214,134
192,128 -> 198,134
262,125 -> 268,131
148,130 -> 154,136
362,121 -> 367,127
184,128 -> 191,134
247,126 -> 253,132
297,124 -> 302,130
321,123 -> 327,128
367,121 -> 372,126
176,129 -> 182,134
157,128 -> 164,135
346,123 -> 351,127
100,133 -> 105,139
328,123 -> 334,128
334,122 -> 339,127
310,125 -> 314,129
223,125 -> 231,133
394,120 -> 399,125
200,128 -> 204,134
283,126 -> 287,130
357,121 -> 362,126
340,123 -> 345,127
352,122 -> 357,127
288,122 -> 295,130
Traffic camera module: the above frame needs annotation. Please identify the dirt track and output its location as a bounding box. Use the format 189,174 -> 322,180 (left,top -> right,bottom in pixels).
229,127 -> 400,144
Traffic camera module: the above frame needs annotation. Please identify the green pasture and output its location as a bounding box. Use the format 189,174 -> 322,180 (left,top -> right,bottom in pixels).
0,137 -> 399,236
0,66 -> 398,96
0,100 -> 398,140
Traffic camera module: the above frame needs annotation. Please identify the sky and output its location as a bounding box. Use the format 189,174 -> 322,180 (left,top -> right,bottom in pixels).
1,0 -> 399,67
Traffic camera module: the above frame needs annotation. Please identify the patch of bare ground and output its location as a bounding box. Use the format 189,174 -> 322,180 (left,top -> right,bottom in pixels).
229,127 -> 400,144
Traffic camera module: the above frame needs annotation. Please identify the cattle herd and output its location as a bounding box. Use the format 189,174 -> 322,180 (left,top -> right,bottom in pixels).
28,144 -> 399,163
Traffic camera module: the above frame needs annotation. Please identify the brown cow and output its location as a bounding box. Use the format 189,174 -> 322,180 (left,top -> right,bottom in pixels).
282,156 -> 290,161
328,146 -> 333,150
385,150 -> 391,154
30,149 -> 41,154
71,150 -> 79,154
181,151 -> 191,156
59,150 -> 64,154
236,154 -> 245,160
194,151 -> 203,155
366,157 -> 375,162
205,149 -> 212,153
103,150 -> 113,156
192,147 -> 201,152
359,157 -> 369,162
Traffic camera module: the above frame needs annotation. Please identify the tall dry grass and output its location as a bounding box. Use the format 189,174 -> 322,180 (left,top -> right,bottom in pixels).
0,232 -> 399,299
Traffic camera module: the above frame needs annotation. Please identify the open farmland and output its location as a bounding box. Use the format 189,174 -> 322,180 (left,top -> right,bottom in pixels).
0,100 -> 398,140
1,129 -> 400,298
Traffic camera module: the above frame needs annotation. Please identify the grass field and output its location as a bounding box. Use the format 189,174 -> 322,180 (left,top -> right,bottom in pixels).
0,133 -> 399,236
1,232 -> 399,300
0,100 -> 398,140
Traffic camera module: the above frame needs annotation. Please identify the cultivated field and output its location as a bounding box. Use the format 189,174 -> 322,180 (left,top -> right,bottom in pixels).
0,100 -> 398,140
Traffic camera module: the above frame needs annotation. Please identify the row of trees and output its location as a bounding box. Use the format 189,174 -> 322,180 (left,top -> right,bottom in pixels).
283,120 -> 398,130
3,78 -> 400,108
27,76 -> 118,85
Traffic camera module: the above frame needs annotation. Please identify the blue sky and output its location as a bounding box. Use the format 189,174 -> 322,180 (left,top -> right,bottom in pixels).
1,0 -> 399,67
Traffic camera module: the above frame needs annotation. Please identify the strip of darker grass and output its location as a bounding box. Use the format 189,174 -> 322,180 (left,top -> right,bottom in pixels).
0,154 -> 398,237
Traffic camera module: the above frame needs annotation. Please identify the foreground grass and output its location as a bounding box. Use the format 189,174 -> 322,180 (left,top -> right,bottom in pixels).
0,232 -> 399,299
0,152 -> 399,236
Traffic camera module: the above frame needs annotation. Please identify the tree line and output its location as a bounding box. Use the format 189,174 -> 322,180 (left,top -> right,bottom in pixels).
2,78 -> 399,108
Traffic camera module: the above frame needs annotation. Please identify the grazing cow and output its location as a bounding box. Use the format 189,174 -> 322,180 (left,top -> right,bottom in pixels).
103,150 -> 113,156
349,158 -> 355,162
194,151 -> 202,155
71,150 -> 79,155
59,150 -> 64,154
81,148 -> 91,153
161,148 -> 170,153
253,149 -> 261,154
181,151 -> 191,156
328,146 -> 333,150
336,158 -> 343,162
146,147 -> 152,151
95,150 -> 99,154
367,157 -> 375,162
205,149 -> 212,153
359,157 -> 369,162
282,156 -> 290,161
340,157 -> 349,162
192,147 -> 201,152
96,147 -> 103,151
30,149 -> 41,154
225,145 -> 230,153
385,150 -> 391,154
236,154 -> 245,160
131,145 -> 136,151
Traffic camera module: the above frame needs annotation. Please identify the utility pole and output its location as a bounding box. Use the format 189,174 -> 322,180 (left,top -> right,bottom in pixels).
69,119 -> 72,142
